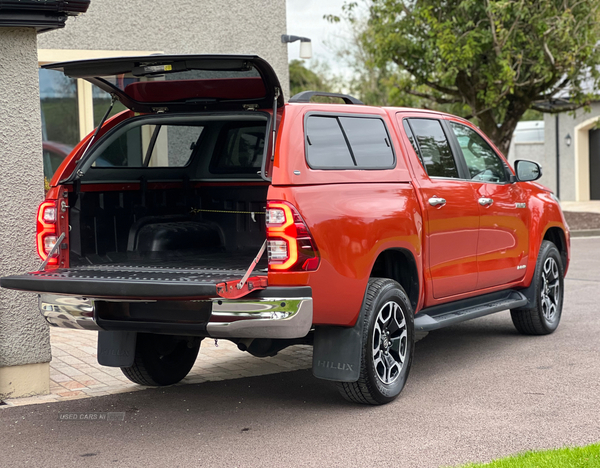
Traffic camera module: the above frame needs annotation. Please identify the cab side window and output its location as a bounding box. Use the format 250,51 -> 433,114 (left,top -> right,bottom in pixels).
305,116 -> 355,168
449,122 -> 508,183
406,118 -> 460,178
305,115 -> 395,169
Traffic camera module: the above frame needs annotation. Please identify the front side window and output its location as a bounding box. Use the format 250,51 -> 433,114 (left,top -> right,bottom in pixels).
407,119 -> 460,178
449,122 -> 508,183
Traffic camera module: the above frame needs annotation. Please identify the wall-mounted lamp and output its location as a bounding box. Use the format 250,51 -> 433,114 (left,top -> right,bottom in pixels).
565,133 -> 572,147
281,34 -> 312,59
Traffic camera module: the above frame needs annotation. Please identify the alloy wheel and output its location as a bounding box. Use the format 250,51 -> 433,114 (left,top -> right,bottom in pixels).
372,301 -> 408,385
541,257 -> 560,322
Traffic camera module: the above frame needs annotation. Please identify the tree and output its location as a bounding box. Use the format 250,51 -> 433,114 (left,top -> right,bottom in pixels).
326,2 -> 479,113
289,59 -> 332,97
357,0 -> 600,154
326,6 -> 398,106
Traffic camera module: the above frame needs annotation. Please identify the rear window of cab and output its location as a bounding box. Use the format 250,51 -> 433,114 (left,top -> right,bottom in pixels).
304,113 -> 395,170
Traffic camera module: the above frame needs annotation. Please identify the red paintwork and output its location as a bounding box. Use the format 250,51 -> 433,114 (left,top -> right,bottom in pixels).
124,78 -> 266,103
267,105 -> 569,325
216,276 -> 268,299
268,182 -> 423,326
40,98 -> 570,328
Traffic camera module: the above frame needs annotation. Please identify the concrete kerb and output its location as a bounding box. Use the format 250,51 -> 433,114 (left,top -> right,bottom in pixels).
570,229 -> 600,238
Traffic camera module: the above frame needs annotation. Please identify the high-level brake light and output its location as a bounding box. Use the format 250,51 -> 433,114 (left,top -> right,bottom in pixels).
266,201 -> 319,272
36,200 -> 59,266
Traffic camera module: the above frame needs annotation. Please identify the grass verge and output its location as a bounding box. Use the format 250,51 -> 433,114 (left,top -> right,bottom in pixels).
458,442 -> 600,467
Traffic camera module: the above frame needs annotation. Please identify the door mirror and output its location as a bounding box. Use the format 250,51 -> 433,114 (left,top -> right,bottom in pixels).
514,160 -> 542,182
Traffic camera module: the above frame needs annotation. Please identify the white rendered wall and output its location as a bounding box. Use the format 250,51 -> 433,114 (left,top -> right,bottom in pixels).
0,28 -> 51,396
37,0 -> 290,99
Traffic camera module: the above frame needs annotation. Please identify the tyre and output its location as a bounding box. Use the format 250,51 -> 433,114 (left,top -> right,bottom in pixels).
121,333 -> 201,386
511,240 -> 564,335
337,278 -> 414,405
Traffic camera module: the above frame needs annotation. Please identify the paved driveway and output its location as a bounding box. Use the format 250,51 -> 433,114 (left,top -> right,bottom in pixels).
2,237 -> 599,467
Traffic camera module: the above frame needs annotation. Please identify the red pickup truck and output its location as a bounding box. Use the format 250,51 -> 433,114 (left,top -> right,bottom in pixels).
1,55 -> 569,405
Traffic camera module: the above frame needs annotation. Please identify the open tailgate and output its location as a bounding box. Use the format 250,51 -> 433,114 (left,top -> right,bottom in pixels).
0,265 -> 267,300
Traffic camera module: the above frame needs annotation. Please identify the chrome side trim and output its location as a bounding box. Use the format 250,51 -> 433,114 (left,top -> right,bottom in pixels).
207,297 -> 313,339
39,294 -> 100,331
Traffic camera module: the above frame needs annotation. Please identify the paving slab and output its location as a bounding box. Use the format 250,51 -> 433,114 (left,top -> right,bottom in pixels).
3,327 -> 312,407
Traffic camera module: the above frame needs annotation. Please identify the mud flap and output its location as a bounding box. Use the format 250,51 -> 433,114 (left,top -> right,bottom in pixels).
97,331 -> 136,367
312,325 -> 362,382
312,279 -> 375,382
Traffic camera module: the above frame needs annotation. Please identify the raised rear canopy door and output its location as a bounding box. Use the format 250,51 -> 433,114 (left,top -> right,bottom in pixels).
43,55 -> 284,113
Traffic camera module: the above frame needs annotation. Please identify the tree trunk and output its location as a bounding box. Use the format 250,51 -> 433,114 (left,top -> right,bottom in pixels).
476,99 -> 530,156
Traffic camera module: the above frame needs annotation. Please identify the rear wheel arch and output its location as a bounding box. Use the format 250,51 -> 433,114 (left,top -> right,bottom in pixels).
369,248 -> 420,311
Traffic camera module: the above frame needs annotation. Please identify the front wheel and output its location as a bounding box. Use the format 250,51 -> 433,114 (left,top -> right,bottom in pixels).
337,278 -> 414,405
121,333 -> 201,386
511,240 -> 564,335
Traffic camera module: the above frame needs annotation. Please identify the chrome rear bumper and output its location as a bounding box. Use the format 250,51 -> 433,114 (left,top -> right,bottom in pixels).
39,290 -> 313,339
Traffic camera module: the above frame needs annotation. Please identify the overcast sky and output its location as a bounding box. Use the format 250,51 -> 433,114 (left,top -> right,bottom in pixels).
286,0 -> 352,74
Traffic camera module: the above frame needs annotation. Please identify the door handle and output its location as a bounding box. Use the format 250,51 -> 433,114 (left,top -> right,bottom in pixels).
479,197 -> 494,206
429,196 -> 446,207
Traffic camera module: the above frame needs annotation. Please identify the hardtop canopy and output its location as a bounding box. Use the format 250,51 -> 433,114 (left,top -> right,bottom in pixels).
43,54 -> 284,113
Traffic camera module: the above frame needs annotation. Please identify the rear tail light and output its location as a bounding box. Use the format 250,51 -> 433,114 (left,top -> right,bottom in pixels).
37,200 -> 59,266
266,201 -> 320,271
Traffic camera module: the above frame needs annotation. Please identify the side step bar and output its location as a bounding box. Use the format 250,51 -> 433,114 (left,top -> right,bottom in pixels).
414,290 -> 528,332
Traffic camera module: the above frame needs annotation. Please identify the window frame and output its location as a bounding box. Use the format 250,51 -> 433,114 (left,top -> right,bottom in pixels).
61,112 -> 270,184
304,111 -> 396,171
208,121 -> 268,175
444,119 -> 513,185
82,114 -> 201,171
403,117 -> 468,180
